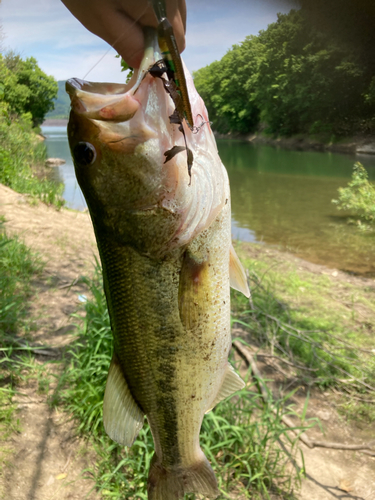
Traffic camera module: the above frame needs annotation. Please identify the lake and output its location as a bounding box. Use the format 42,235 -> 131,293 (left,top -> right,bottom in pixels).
41,125 -> 375,276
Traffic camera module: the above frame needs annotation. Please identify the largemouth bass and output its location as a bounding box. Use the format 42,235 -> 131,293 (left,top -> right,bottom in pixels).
66,30 -> 250,500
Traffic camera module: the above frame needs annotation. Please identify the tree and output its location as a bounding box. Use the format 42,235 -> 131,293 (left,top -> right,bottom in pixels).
194,5 -> 375,137
0,53 -> 58,126
253,10 -> 366,135
194,37 -> 261,134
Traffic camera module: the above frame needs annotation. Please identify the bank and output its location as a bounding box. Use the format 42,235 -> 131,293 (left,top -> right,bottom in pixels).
214,131 -> 375,156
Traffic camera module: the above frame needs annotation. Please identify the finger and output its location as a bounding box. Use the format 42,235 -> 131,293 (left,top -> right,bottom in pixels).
111,0 -> 186,65
62,0 -> 186,68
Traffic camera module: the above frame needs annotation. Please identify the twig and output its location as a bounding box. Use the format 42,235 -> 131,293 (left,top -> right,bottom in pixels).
322,331 -> 374,354
256,353 -> 318,372
58,277 -> 79,290
362,450 -> 375,457
311,441 -> 375,452
3,336 -> 59,357
235,340 -> 269,402
234,340 -> 314,448
62,449 -> 73,472
256,312 -> 375,392
233,341 -> 375,454
344,394 -> 375,404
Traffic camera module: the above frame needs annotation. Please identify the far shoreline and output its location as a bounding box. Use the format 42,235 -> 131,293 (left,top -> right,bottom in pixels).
214,131 -> 375,156
42,119 -> 68,127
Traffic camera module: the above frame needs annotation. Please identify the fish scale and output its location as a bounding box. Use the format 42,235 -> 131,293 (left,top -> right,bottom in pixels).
98,237 -> 184,461
66,27 -> 250,500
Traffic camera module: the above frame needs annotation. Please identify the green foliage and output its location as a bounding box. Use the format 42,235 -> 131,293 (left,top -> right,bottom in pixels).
194,4 -> 375,136
0,221 -> 44,445
255,10 -> 367,136
332,162 -> 375,229
59,264 -> 306,499
194,38 -> 260,134
0,103 -> 64,207
0,219 -> 43,339
117,55 -> 134,84
0,52 -> 58,126
231,249 -> 375,404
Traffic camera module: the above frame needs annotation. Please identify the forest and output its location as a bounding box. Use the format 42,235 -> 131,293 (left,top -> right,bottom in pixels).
194,0 -> 375,137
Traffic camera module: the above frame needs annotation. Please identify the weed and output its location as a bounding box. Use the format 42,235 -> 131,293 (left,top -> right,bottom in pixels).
0,106 -> 64,208
0,219 -> 43,339
230,246 -> 375,419
0,220 -> 45,457
59,264 -> 308,499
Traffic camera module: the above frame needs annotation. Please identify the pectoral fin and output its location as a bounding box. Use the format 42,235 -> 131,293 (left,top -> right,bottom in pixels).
178,251 -> 210,330
230,245 -> 250,297
103,353 -> 144,447
206,363 -> 245,413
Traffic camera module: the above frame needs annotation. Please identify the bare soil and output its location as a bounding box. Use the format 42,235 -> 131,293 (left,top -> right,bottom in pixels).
1,183 -> 374,500
1,184 -> 99,500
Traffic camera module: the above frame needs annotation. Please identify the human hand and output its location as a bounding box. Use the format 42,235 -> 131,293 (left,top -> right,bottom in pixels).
61,0 -> 186,68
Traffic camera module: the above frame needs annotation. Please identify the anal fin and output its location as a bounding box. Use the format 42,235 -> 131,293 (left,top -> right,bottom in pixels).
206,363 -> 245,413
103,353 -> 144,446
230,245 -> 250,298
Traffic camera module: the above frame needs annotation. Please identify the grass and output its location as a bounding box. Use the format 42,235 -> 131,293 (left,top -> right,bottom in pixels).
0,107 -> 65,208
0,218 -> 45,481
0,217 -> 44,340
231,242 -> 375,422
57,263 -> 311,499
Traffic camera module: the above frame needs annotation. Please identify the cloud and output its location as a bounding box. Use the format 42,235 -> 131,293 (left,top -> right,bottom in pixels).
0,0 -> 296,82
35,48 -> 127,83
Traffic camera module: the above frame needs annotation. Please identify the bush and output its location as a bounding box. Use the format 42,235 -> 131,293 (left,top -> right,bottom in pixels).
0,52 -> 58,127
332,162 -> 375,229
0,103 -> 64,207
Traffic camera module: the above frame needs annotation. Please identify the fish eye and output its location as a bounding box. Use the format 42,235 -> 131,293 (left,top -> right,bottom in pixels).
73,142 -> 96,166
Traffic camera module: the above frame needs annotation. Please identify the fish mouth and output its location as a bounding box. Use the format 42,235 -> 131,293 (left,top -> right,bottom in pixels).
66,28 -> 164,124
66,77 -> 143,123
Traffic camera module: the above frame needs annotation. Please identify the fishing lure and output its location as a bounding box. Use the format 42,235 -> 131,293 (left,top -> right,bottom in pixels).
150,0 -> 194,129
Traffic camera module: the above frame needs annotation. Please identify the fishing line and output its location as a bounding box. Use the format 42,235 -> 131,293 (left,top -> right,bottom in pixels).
82,3 -> 150,80
79,5 -> 151,222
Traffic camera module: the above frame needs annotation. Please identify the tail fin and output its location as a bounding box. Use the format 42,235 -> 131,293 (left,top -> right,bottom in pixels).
147,453 -> 219,500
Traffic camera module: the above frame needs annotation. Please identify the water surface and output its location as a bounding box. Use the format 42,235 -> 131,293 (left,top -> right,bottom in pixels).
41,126 -> 375,275
42,126 -> 86,211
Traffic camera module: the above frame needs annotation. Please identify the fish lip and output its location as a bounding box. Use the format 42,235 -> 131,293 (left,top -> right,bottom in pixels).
66,78 -> 133,96
66,77 -> 85,94
66,76 -> 144,122
66,28 -> 163,118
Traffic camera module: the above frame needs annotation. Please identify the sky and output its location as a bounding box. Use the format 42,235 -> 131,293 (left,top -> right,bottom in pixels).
0,0 -> 296,83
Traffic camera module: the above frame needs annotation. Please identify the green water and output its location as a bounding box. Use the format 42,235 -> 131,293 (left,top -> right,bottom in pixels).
42,126 -> 375,275
220,140 -> 375,275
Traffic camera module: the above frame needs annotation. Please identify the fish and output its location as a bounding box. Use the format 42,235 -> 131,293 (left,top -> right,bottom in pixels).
66,28 -> 250,500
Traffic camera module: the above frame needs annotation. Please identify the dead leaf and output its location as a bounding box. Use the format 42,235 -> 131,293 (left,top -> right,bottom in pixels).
338,479 -> 353,492
56,473 -> 67,480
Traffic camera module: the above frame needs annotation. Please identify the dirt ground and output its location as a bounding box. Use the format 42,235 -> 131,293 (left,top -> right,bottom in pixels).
1,183 -> 374,500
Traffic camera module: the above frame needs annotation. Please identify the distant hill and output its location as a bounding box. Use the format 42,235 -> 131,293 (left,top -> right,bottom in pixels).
45,80 -> 70,119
